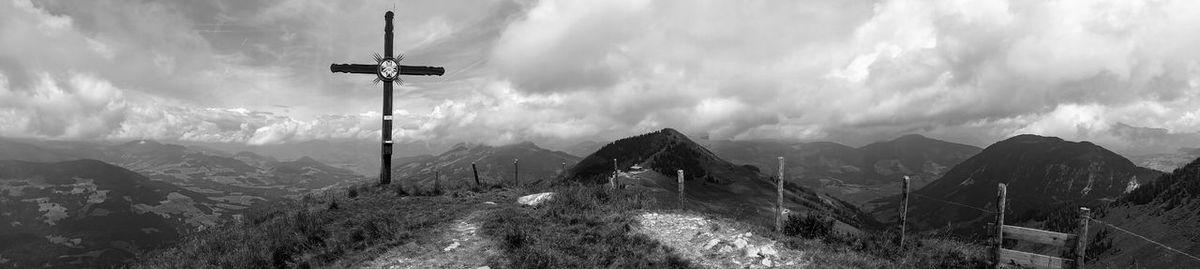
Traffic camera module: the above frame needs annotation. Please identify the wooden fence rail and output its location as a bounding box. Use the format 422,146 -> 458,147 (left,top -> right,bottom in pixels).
993,183 -> 1091,269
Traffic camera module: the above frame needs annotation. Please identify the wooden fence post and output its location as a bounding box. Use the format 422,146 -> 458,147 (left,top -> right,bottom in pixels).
994,183 -> 1007,269
471,163 -> 480,188
611,158 -> 617,189
434,170 -> 440,194
900,175 -> 910,248
513,159 -> 519,187
776,157 -> 785,233
677,169 -> 684,205
1075,207 -> 1091,269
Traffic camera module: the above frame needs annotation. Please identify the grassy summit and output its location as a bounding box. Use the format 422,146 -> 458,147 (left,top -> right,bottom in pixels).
133,182 -> 989,268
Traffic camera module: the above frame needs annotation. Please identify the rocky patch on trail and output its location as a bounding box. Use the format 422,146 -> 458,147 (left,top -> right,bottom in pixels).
635,212 -> 814,268
362,211 -> 497,269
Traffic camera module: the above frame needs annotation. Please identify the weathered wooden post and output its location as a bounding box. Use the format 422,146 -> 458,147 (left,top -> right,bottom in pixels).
513,159 -> 519,187
611,158 -> 618,189
471,162 -> 480,188
776,157 -> 785,233
994,183 -> 1007,269
677,169 -> 685,205
1075,207 -> 1091,269
434,170 -> 440,194
899,175 -> 910,248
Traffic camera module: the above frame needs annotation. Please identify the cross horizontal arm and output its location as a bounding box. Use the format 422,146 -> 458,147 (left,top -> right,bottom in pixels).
330,64 -> 378,75
400,65 -> 445,76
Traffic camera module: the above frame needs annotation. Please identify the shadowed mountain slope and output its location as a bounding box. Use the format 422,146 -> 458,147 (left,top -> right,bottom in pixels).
392,142 -> 580,191
899,134 -> 1161,236
0,160 -> 223,268
1087,157 -> 1200,268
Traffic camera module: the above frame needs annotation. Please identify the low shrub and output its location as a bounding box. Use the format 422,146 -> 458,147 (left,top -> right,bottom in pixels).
782,213 -> 834,239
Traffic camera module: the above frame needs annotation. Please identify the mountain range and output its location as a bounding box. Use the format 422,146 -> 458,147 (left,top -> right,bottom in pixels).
706,134 -> 982,210
0,138 -> 369,268
183,139 -> 450,176
391,142 -> 580,192
895,134 -> 1162,236
2,129 -> 1195,268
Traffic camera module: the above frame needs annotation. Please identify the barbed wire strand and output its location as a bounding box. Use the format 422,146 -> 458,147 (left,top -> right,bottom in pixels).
1086,217 -> 1200,264
910,193 -> 998,214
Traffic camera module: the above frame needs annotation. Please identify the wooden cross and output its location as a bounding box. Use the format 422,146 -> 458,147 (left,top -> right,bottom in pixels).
330,11 -> 445,185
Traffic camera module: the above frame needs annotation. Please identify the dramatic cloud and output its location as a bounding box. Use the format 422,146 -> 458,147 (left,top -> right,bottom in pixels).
2,0 -> 1200,155
485,0 -> 1200,153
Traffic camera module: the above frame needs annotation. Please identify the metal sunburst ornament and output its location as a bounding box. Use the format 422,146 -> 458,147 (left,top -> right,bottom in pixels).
372,53 -> 407,84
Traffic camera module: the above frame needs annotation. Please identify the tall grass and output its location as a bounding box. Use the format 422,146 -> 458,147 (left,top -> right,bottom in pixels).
773,214 -> 990,268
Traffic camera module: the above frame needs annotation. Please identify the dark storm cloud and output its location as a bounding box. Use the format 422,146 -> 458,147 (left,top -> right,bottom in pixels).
2,0 -> 1200,154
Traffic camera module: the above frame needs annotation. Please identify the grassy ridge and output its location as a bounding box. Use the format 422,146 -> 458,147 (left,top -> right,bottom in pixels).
134,182 -> 989,268
132,185 -> 511,268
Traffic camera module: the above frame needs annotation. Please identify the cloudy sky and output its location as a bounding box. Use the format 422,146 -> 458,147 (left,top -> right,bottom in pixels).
2,0 -> 1200,155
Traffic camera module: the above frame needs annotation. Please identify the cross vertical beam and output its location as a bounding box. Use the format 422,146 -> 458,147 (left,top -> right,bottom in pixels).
380,11 -> 395,185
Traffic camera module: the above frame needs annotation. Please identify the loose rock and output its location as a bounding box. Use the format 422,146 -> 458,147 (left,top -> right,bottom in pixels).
733,238 -> 748,249
744,246 -> 760,257
443,242 -> 460,252
759,245 -> 778,258
516,192 -> 556,206
718,245 -> 734,253
703,239 -> 721,250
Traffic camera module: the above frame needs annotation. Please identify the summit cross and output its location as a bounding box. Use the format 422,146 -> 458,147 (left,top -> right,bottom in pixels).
330,11 -> 445,185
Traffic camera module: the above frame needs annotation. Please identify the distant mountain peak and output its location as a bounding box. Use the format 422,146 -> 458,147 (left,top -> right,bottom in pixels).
895,133 -> 928,141
295,156 -> 320,164
450,142 -> 482,151
123,139 -> 162,146
658,128 -> 687,139
569,127 -> 755,184
234,151 -> 261,157
502,141 -> 539,149
1004,134 -> 1064,144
